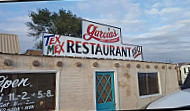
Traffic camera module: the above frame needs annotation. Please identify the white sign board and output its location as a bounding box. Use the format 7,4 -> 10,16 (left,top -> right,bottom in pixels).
82,20 -> 121,43
43,20 -> 143,61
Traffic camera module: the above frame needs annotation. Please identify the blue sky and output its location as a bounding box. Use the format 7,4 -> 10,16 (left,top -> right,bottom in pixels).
0,0 -> 190,63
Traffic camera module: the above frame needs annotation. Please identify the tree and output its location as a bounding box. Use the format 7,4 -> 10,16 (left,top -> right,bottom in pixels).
26,8 -> 82,49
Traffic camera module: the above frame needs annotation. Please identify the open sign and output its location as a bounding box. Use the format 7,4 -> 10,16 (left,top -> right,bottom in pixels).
0,73 -> 56,111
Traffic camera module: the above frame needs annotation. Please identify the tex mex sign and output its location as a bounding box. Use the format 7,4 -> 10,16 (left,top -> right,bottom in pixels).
43,20 -> 143,61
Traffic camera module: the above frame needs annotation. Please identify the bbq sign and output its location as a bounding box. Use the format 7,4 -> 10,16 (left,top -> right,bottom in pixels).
43,20 -> 143,61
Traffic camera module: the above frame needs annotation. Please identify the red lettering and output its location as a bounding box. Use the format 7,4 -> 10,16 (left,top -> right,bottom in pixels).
103,32 -> 107,38
94,30 -> 99,37
106,33 -> 110,38
110,32 -> 114,38
83,24 -> 120,43
55,42 -> 64,54
48,35 -> 61,45
113,29 -> 118,37
49,37 -> 55,45
86,24 -> 118,39
55,45 -> 60,54
100,30 -> 103,38
87,24 -> 98,37
55,35 -> 61,44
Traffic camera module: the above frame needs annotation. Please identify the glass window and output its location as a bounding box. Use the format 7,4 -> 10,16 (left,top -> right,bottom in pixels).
184,68 -> 187,74
138,72 -> 159,96
0,73 -> 56,111
188,67 -> 190,72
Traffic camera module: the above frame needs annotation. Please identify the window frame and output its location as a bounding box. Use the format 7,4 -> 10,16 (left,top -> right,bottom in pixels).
184,68 -> 187,74
0,70 -> 60,110
188,67 -> 190,72
137,72 -> 162,98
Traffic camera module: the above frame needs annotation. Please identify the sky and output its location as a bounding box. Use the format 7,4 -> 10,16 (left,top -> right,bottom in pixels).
0,0 -> 190,63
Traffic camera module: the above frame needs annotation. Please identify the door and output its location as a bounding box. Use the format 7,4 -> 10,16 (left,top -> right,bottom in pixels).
96,72 -> 116,110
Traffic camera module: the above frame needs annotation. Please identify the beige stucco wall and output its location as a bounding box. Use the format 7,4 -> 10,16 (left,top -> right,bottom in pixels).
0,53 -> 179,110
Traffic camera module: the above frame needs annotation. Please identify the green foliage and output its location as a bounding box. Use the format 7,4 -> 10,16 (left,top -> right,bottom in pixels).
34,40 -> 43,50
26,8 -> 82,49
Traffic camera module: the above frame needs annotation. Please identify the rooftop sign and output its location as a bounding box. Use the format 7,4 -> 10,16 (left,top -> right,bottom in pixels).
43,20 -> 143,61
82,20 -> 121,43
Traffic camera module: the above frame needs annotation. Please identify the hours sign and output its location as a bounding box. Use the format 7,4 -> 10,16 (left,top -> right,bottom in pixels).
0,73 -> 56,111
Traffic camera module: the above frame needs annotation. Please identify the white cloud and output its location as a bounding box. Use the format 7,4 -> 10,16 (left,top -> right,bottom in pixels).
145,7 -> 183,16
77,0 -> 142,20
160,7 -> 182,15
151,24 -> 172,32
0,22 -> 36,53
145,8 -> 159,15
177,19 -> 190,24
0,15 -> 35,53
122,19 -> 144,25
0,22 -> 28,33
152,3 -> 161,8
7,16 -> 30,23
183,12 -> 190,18
0,15 -> 31,34
135,19 -> 190,40
124,18 -> 190,63
77,0 -> 145,34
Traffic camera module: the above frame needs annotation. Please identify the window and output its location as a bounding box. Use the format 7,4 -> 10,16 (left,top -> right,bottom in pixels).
184,68 -> 187,74
0,72 -> 56,110
138,72 -> 159,96
188,67 -> 190,72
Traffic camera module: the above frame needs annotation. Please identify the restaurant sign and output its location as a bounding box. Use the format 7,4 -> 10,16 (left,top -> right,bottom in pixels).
43,20 -> 143,61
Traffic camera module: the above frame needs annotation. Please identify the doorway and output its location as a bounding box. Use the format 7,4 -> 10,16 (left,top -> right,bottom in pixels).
96,71 -> 116,110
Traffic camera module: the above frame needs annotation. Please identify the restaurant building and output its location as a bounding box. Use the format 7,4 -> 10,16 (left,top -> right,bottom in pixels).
0,53 -> 179,110
0,20 -> 179,110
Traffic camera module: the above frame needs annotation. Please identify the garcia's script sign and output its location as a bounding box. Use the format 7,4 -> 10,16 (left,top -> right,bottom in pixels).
43,20 -> 143,61
83,23 -> 120,43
